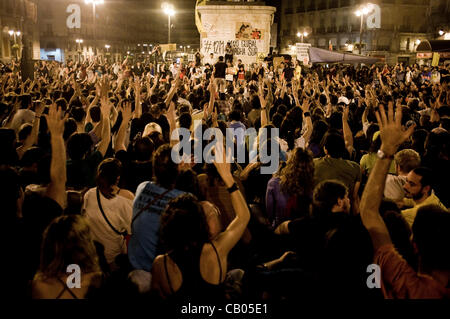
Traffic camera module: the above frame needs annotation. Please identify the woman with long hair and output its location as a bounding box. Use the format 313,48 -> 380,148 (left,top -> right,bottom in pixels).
32,215 -> 102,299
266,147 -> 315,228
150,148 -> 250,303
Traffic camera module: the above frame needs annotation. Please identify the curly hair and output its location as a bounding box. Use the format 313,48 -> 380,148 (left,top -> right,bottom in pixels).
279,148 -> 314,197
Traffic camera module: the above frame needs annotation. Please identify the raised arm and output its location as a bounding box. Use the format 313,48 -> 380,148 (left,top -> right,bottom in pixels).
167,101 -> 178,147
165,77 -> 181,108
134,77 -> 142,119
97,78 -> 111,157
212,146 -> 251,256
295,98 -> 313,145
258,80 -> 268,127
44,103 -> 68,208
114,101 -> 132,153
342,106 -> 355,156
360,102 -> 415,251
207,75 -> 216,116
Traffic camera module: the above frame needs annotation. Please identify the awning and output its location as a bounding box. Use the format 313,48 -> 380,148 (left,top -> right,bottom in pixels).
309,47 -> 380,64
416,40 -> 450,53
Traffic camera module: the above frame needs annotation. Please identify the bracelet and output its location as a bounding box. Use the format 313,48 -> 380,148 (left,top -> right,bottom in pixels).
303,112 -> 311,117
227,182 -> 239,194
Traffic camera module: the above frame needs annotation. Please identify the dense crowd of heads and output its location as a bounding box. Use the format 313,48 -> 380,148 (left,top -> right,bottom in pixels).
1,54 -> 449,302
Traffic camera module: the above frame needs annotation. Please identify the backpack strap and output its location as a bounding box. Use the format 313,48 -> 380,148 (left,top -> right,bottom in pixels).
131,188 -> 171,225
96,187 -> 127,236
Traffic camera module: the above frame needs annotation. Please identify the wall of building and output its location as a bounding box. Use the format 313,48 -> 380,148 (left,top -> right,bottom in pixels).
38,0 -> 163,63
0,0 -> 40,62
197,4 -> 276,65
279,0 -> 434,63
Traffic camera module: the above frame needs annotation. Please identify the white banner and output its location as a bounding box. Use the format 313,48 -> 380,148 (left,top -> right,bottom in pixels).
296,43 -> 311,65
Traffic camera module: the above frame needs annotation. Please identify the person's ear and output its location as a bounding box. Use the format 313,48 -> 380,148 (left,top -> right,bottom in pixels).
336,197 -> 344,210
422,185 -> 431,196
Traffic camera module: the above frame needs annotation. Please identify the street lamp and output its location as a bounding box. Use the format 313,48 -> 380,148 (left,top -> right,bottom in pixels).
162,2 -> 175,44
296,31 -> 309,43
355,4 -> 373,55
439,30 -> 444,36
9,30 -> 22,59
76,39 -> 84,62
85,0 -> 104,55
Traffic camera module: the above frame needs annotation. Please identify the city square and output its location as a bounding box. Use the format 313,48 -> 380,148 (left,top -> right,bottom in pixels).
0,0 -> 449,313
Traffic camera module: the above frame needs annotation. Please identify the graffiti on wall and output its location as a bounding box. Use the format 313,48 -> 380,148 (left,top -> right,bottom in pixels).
202,39 -> 258,57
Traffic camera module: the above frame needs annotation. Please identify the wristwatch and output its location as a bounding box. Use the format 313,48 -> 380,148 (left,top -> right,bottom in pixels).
377,149 -> 394,160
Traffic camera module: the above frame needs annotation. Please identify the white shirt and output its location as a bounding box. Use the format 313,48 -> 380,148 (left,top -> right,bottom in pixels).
82,188 -> 133,264
384,174 -> 407,202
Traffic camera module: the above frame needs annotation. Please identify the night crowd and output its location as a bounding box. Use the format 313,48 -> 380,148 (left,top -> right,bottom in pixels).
1,51 -> 449,305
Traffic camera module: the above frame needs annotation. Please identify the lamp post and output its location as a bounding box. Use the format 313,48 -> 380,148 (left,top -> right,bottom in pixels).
105,44 -> 111,61
297,31 -> 309,43
76,39 -> 84,62
355,4 -> 372,55
9,30 -> 22,59
162,3 -> 175,44
85,0 -> 104,55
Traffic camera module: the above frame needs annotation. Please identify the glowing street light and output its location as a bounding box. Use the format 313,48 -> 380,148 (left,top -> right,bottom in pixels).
85,0 -> 104,54
439,30 -> 445,36
297,31 -> 309,43
355,4 -> 374,54
162,2 -> 175,44
8,29 -> 22,59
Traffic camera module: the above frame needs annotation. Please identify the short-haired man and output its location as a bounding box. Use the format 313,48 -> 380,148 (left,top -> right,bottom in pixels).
384,149 -> 421,202
401,167 -> 447,227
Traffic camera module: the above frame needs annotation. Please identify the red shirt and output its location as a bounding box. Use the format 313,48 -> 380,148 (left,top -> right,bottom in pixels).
375,244 -> 450,299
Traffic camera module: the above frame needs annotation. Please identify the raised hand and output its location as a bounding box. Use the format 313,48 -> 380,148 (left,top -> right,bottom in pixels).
375,101 -> 415,156
212,145 -> 233,188
119,100 -> 132,123
301,98 -> 310,113
44,103 -> 67,137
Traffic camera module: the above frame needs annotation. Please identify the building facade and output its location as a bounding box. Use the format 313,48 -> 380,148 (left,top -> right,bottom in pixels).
279,0 -> 442,64
0,0 -> 40,63
38,0 -> 161,63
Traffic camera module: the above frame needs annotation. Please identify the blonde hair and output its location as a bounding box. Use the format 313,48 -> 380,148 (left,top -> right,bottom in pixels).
38,215 -> 100,280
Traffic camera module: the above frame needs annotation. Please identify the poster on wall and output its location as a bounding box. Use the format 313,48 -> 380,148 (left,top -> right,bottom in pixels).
236,22 -> 263,40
